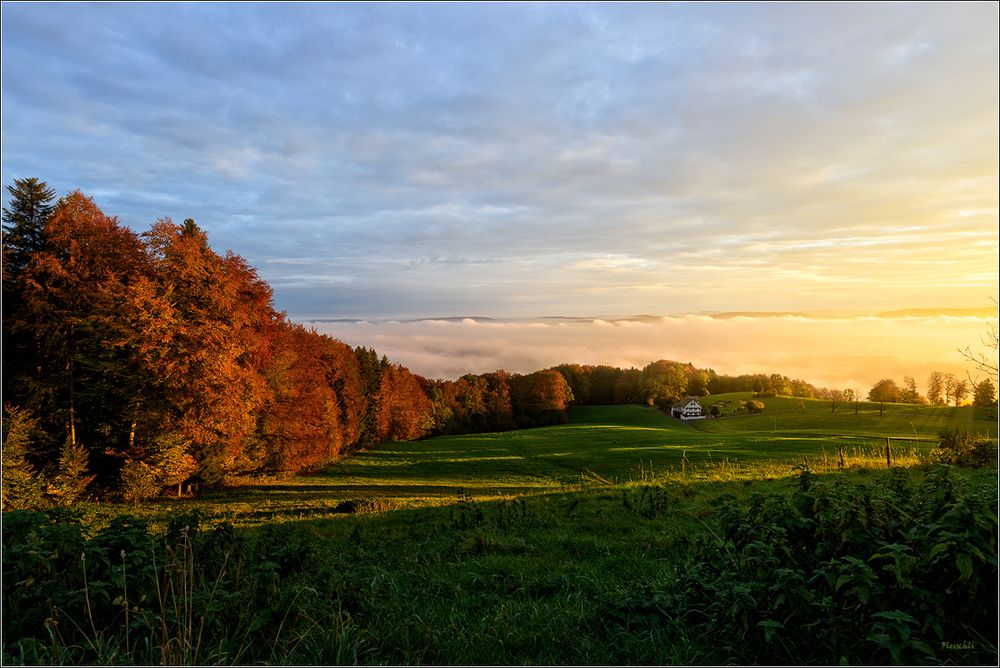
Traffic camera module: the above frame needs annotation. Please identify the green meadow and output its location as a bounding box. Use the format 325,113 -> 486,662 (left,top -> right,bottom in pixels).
68,396 -> 997,528
4,399 -> 997,665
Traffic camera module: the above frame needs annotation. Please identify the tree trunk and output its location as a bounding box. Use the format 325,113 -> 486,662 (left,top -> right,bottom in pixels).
67,357 -> 76,448
128,399 -> 141,452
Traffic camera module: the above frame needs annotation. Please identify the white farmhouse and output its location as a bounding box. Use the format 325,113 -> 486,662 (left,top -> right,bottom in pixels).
672,397 -> 706,420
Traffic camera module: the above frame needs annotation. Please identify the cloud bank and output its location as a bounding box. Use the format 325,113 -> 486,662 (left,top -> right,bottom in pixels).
309,313 -> 997,393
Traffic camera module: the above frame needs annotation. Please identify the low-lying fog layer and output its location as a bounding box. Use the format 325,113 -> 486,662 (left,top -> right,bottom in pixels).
308,313 -> 996,392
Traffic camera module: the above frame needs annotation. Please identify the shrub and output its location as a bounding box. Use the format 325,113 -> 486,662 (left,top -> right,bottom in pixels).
119,458 -> 160,502
929,430 -> 996,467
641,468 -> 998,665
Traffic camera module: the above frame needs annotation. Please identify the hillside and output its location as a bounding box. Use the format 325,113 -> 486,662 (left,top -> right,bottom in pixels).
56,400 -> 996,530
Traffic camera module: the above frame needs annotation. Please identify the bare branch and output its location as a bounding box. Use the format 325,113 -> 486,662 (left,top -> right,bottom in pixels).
958,299 -> 999,381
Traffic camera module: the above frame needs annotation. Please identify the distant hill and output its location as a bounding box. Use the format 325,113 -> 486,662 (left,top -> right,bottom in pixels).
706,308 -> 996,320
707,311 -> 829,320
874,308 -> 997,318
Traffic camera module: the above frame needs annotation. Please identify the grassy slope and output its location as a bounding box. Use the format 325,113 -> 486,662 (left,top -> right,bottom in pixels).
76,400 -> 996,529
695,392 -> 997,439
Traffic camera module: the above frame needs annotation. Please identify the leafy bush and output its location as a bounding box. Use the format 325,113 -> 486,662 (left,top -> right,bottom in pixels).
118,458 -> 161,502
928,430 -> 996,467
617,467 -> 998,664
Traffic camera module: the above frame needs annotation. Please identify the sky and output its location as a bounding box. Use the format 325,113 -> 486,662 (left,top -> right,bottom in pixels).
2,2 -> 998,386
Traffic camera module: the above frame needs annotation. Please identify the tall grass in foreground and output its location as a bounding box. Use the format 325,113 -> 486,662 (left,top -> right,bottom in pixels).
4,460 -> 996,666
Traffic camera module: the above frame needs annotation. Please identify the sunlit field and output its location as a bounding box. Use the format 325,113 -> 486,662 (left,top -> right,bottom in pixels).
68,399 -> 996,529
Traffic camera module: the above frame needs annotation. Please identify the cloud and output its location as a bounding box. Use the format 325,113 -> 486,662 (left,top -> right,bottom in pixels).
307,313 -> 998,393
2,3 -> 996,319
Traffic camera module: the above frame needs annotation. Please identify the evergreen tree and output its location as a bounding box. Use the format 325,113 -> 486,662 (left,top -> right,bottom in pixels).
47,436 -> 95,504
2,177 -> 55,281
354,347 -> 388,448
1,405 -> 46,510
2,178 -> 57,413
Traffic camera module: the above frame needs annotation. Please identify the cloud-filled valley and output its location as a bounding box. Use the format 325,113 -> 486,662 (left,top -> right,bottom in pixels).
308,312 -> 996,392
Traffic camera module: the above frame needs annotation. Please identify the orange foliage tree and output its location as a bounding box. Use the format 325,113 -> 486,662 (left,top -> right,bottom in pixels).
375,364 -> 433,442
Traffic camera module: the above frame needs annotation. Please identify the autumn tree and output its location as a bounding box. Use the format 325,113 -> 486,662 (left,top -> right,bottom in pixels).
16,191 -> 148,465
686,369 -> 711,397
136,218 -> 276,482
448,374 -> 488,432
256,323 -> 364,472
553,364 -> 591,404
421,379 -> 455,434
481,371 -> 515,431
510,370 -> 573,427
375,364 -> 432,442
788,379 -> 817,398
829,389 -> 845,412
613,368 -> 641,404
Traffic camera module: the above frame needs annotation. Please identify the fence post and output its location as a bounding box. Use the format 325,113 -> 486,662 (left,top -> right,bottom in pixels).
885,437 -> 892,468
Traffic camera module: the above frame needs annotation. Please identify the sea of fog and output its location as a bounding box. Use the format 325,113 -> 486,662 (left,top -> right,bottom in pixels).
306,313 -> 997,393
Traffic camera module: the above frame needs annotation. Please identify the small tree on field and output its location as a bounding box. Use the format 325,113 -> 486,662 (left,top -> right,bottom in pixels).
927,371 -> 946,405
973,378 -> 997,407
868,379 -> 901,416
951,379 -> 969,406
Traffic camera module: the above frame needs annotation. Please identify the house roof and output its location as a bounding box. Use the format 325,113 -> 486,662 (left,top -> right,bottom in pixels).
672,396 -> 702,409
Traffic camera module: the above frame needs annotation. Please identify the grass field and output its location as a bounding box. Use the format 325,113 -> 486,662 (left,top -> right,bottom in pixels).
5,399 -> 997,665
74,397 -> 997,529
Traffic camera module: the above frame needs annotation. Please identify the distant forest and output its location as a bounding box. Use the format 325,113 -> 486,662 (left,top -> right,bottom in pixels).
1,179 -> 992,506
